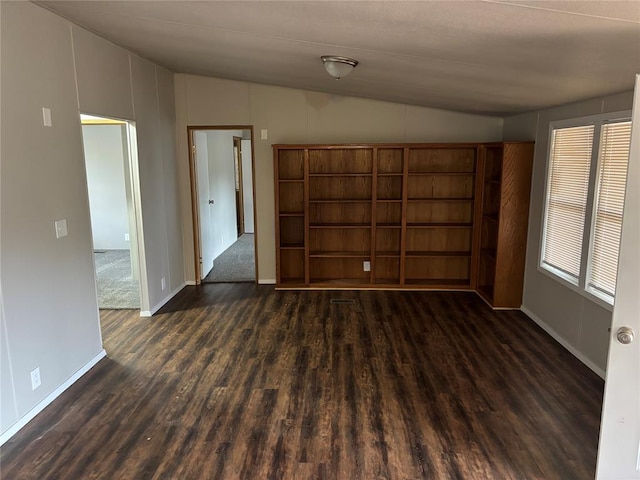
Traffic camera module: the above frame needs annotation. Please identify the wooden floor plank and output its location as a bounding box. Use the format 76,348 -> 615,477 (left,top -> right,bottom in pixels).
1,285 -> 604,479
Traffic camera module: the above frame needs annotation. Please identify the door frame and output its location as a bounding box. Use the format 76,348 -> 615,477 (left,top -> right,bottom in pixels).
187,125 -> 258,284
233,136 -> 245,236
80,114 -> 149,313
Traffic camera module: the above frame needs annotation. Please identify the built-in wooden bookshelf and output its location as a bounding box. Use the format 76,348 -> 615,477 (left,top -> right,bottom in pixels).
274,142 -> 534,307
274,148 -> 306,285
475,143 -> 534,308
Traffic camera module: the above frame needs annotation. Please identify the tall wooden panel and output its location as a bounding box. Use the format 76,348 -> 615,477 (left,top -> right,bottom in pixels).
476,142 -> 534,308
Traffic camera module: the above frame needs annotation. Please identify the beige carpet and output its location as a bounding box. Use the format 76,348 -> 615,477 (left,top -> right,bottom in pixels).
203,234 -> 256,283
94,250 -> 140,309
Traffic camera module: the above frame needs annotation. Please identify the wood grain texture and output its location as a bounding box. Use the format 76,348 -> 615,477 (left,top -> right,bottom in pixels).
470,147 -> 485,290
1,285 -> 603,480
493,143 -> 535,308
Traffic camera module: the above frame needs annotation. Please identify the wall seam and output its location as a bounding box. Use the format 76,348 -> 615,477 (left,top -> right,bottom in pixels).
129,55 -> 136,119
156,65 -> 172,293
521,111 -> 542,307
70,24 -> 105,348
69,25 -> 81,110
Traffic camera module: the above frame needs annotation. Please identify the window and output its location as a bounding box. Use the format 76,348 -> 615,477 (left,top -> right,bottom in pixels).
541,113 -> 632,305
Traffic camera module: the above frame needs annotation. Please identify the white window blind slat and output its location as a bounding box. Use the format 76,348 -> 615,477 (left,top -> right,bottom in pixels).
588,121 -> 632,297
542,125 -> 594,279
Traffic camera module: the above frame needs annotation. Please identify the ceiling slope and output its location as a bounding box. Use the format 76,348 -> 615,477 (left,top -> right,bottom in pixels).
38,1 -> 640,115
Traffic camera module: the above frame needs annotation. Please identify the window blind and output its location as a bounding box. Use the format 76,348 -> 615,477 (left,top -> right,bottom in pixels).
588,121 -> 632,297
542,125 -> 594,279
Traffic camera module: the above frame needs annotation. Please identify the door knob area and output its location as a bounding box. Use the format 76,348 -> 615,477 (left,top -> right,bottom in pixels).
616,327 -> 635,345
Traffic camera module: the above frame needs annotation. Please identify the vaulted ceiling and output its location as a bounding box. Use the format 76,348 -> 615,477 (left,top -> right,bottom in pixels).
39,1 -> 640,116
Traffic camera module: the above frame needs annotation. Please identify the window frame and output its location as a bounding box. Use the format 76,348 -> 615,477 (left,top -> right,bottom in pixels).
539,110 -> 632,311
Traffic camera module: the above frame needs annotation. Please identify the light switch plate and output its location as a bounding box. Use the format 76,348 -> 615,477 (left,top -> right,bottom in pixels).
261,129 -> 268,140
55,219 -> 68,238
42,107 -> 52,127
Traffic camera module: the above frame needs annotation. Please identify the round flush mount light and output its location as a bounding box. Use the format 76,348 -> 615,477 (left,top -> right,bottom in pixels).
321,55 -> 359,80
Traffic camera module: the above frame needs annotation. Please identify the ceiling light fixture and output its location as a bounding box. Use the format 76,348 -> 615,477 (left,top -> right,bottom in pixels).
321,55 -> 358,80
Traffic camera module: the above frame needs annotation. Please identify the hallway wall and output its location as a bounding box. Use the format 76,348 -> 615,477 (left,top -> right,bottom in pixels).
0,1 -> 184,442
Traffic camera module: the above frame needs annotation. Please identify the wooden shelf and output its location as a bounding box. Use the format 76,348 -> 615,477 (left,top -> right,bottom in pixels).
309,199 -> 370,203
408,171 -> 475,176
406,251 -> 471,257
309,173 -> 372,177
309,278 -> 371,285
274,142 -> 532,296
310,251 -> 370,258
310,224 -> 371,228
406,223 -> 473,228
408,197 -> 473,202
475,143 -> 534,308
404,279 -> 470,287
407,198 -> 472,203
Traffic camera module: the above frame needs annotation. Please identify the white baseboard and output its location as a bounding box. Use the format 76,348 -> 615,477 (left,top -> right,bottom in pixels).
520,306 -> 606,379
258,279 -> 276,285
185,280 -> 197,286
140,282 -> 187,317
0,349 -> 107,447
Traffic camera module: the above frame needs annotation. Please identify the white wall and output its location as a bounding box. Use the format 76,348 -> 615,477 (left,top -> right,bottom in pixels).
0,1 -> 184,441
241,139 -> 254,234
503,90 -> 634,377
206,130 -> 242,259
82,124 -> 130,250
175,75 -> 505,283
0,2 -> 104,437
71,24 -> 184,314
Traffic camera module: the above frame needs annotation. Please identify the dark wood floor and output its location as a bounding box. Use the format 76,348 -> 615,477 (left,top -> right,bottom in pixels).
1,285 -> 604,479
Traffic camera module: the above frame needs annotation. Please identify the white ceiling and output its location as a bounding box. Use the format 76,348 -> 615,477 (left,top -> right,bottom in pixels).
38,0 -> 640,116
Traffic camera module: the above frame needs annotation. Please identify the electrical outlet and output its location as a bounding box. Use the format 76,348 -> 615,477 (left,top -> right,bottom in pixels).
363,261 -> 371,272
31,367 -> 41,390
124,233 -> 130,241
54,219 -> 68,238
161,277 -> 166,290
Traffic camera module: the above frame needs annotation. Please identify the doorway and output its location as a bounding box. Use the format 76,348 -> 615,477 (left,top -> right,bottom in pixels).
188,126 -> 257,284
81,114 -> 143,309
233,136 -> 245,236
